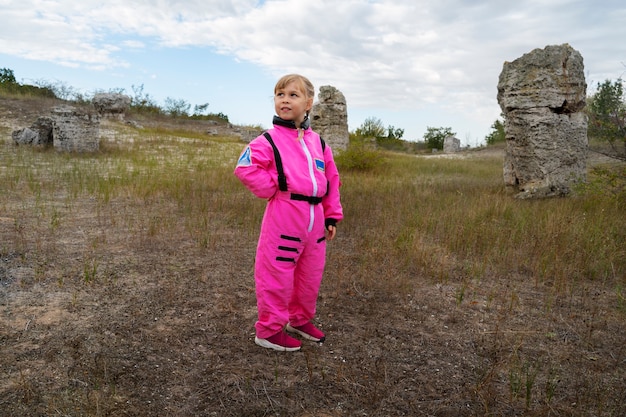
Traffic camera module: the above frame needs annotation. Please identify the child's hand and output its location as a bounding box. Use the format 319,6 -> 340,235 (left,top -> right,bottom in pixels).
326,225 -> 337,241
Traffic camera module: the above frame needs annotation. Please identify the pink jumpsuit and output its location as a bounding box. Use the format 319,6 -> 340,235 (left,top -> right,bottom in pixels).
234,122 -> 343,339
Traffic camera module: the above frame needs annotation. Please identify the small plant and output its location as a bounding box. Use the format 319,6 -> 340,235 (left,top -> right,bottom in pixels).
617,285 -> 626,313
545,367 -> 560,404
508,355 -> 538,409
524,362 -> 538,409
50,208 -> 61,229
455,283 -> 466,306
83,258 -> 98,283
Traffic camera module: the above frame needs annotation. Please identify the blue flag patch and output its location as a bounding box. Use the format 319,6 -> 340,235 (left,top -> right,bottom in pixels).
237,146 -> 252,167
315,158 -> 325,171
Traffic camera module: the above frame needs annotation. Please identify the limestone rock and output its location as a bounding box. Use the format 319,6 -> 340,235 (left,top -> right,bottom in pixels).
92,93 -> 131,119
443,136 -> 461,153
11,116 -> 54,146
238,127 -> 264,143
310,85 -> 349,152
497,44 -> 588,199
51,106 -> 100,152
12,128 -> 39,145
30,116 -> 54,145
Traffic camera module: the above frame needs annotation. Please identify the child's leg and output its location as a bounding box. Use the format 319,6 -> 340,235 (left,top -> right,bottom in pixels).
288,233 -> 326,327
254,230 -> 302,339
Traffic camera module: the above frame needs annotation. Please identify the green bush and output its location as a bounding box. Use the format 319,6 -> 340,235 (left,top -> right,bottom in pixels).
574,164 -> 626,208
0,82 -> 56,98
0,67 -> 57,98
335,141 -> 385,171
0,67 -> 16,84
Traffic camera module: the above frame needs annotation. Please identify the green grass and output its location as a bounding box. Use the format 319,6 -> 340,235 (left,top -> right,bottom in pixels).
2,131 -> 624,293
335,151 -> 624,296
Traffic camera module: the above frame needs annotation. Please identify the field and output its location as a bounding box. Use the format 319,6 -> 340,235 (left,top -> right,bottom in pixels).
1,95 -> 625,416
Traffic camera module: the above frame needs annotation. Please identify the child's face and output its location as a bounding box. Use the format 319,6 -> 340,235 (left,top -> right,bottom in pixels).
274,81 -> 313,125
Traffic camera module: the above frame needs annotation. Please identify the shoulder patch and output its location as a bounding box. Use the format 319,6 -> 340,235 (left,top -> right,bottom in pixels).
237,146 -> 252,167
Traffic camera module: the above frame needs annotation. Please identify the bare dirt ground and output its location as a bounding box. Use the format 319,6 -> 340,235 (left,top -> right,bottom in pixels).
1,97 -> 625,416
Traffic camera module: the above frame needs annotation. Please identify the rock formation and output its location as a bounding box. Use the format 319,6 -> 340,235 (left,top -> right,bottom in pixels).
12,116 -> 54,146
11,127 -> 39,146
12,108 -> 99,153
497,44 -> 588,199
51,106 -> 100,152
310,85 -> 349,152
443,136 -> 461,153
237,127 -> 264,143
92,93 -> 131,119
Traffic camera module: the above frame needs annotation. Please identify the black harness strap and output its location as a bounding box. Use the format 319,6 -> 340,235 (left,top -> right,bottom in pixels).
290,193 -> 323,204
263,132 -> 327,204
263,132 -> 288,192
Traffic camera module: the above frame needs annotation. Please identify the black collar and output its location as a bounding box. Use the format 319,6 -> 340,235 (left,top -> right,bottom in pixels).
273,115 -> 310,130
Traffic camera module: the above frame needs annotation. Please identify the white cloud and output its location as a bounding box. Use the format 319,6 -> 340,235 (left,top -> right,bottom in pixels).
1,0 -> 624,141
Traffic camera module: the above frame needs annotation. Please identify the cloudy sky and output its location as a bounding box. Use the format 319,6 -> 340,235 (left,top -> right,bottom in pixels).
1,0 -> 625,145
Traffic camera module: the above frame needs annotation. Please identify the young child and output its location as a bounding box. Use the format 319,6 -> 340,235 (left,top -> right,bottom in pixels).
234,74 -> 343,352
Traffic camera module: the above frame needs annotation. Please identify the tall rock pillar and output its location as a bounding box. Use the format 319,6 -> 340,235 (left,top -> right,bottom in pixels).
497,44 -> 588,198
310,85 -> 349,152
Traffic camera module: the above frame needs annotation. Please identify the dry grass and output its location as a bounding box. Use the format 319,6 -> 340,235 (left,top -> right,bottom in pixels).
0,95 -> 625,416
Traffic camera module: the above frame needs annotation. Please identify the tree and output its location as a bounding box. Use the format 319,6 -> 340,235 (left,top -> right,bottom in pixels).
164,97 -> 191,117
0,68 -> 16,84
423,126 -> 455,150
193,103 -> 209,116
587,79 -> 625,154
33,78 -> 79,100
387,125 -> 404,140
355,117 -> 386,139
485,119 -> 505,145
130,84 -> 159,112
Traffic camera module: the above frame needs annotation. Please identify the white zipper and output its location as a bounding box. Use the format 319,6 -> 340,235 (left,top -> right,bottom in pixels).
299,129 -> 317,232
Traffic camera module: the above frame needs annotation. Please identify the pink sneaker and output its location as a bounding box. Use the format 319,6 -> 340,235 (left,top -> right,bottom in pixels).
286,322 -> 325,342
255,331 -> 302,352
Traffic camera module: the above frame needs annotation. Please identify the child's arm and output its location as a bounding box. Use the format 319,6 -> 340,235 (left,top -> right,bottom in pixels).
234,138 -> 278,199
321,145 -> 343,233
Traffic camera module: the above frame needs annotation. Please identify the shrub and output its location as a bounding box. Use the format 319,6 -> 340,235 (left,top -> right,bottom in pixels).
0,67 -> 16,84
335,140 -> 384,171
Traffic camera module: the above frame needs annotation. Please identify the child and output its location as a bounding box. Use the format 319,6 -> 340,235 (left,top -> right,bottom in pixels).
234,74 -> 343,352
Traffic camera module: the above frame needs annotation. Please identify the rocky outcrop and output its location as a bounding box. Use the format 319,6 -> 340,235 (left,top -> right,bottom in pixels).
92,93 -> 131,119
443,136 -> 461,153
236,127 -> 264,143
11,128 -> 39,146
51,106 -> 100,152
12,108 -> 99,153
310,86 -> 349,152
11,116 -> 54,146
497,44 -> 588,199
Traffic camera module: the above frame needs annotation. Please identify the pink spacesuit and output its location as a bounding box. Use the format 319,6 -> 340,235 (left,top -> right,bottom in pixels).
234,117 -> 343,339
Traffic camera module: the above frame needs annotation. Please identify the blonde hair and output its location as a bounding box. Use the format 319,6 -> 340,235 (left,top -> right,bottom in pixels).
274,74 -> 315,100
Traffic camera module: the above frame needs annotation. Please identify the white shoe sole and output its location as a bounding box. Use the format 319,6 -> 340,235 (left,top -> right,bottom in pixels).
255,336 -> 301,352
285,324 -> 325,342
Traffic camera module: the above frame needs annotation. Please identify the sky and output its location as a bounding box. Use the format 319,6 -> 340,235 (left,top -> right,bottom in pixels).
1,0 -> 625,146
